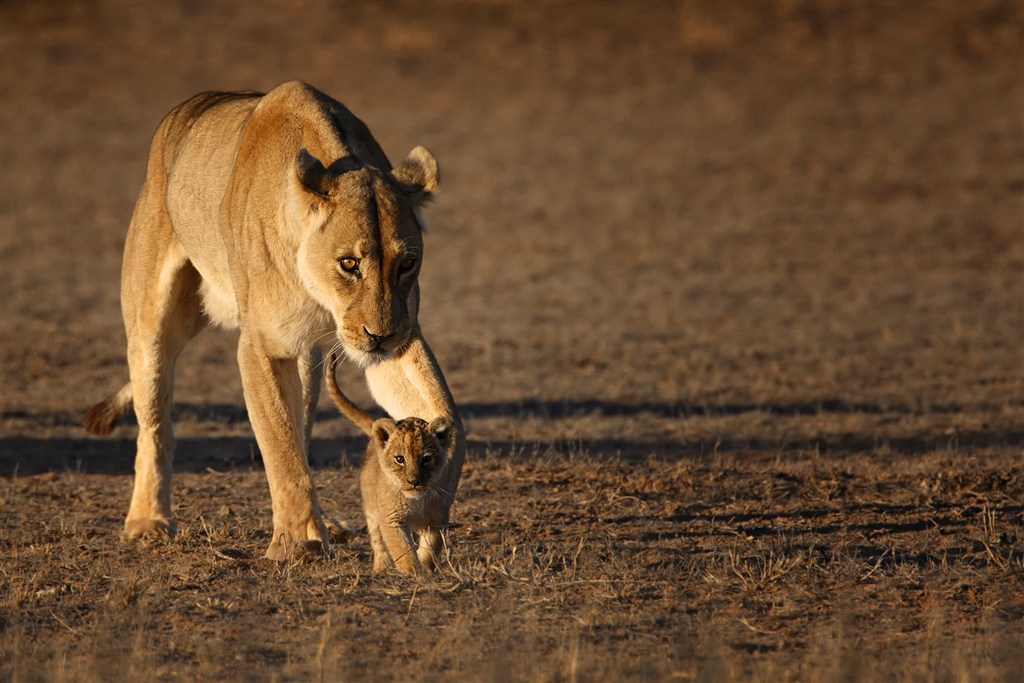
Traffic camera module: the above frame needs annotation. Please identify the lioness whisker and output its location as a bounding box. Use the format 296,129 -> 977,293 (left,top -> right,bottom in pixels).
316,341 -> 345,374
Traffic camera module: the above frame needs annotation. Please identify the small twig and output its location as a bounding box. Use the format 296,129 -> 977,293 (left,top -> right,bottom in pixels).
440,529 -> 464,582
860,548 -> 890,581
212,547 -> 251,561
49,610 -> 77,634
571,535 -> 586,580
341,572 -> 361,595
198,514 -> 213,546
981,540 -> 1008,571
979,505 -> 1009,571
438,580 -> 469,594
739,617 -> 764,633
403,582 -> 419,624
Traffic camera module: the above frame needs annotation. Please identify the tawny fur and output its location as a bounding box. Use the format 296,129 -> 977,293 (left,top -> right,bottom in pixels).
326,353 -> 454,574
83,383 -> 132,436
324,352 -> 375,436
83,81 -> 465,560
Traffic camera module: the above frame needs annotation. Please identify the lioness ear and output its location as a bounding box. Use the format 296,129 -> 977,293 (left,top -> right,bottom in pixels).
372,418 -> 397,449
296,148 -> 331,198
428,416 -> 453,445
392,146 -> 439,205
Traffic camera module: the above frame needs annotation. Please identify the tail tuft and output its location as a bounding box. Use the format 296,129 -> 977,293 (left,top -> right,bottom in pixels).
83,399 -> 120,436
83,384 -> 133,436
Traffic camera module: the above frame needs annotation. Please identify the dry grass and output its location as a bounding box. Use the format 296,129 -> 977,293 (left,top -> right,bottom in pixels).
3,444 -> 1022,681
2,0 -> 1023,680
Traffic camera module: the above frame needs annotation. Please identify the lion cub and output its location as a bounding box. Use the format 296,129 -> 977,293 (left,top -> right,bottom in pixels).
326,354 -> 453,575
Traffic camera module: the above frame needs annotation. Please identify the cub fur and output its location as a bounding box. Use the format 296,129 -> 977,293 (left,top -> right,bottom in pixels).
326,353 -> 453,574
83,81 -> 465,560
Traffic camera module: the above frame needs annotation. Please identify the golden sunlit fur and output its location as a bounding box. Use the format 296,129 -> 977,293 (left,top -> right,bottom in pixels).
326,353 -> 454,574
84,81 -> 464,560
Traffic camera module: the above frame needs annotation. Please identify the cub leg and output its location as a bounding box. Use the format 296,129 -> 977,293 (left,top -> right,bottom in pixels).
379,521 -> 422,575
121,231 -> 206,542
237,334 -> 329,560
366,517 -> 393,573
417,527 -> 444,572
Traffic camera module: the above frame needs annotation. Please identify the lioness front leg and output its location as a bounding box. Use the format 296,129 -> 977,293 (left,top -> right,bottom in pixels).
237,334 -> 330,560
364,333 -> 466,480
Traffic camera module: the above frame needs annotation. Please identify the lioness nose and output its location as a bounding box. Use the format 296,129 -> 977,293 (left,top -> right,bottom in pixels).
363,327 -> 393,346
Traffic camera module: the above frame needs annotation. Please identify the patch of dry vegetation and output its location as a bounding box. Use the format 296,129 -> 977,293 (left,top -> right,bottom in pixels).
2,444 -> 1022,681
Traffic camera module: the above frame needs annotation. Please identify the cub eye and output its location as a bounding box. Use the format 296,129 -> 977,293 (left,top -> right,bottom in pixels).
394,455 -> 405,465
398,257 -> 417,274
421,455 -> 432,465
338,257 -> 360,274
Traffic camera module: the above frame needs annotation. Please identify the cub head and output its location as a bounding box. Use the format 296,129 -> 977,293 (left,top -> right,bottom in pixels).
291,146 -> 439,366
371,416 -> 452,496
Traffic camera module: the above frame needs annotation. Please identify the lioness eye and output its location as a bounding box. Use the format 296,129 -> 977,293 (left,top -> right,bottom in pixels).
421,455 -> 432,465
338,257 -> 359,273
394,455 -> 405,465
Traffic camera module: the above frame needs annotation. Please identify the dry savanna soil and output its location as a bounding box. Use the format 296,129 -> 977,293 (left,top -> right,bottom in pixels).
1,1 -> 1022,681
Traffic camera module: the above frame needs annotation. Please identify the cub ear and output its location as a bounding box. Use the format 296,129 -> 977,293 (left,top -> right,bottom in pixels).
296,148 -> 331,198
371,418 -> 397,449
428,416 -> 453,445
392,146 -> 439,205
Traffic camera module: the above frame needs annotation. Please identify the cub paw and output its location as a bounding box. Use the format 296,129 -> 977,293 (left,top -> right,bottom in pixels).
391,549 -> 425,576
122,517 -> 176,542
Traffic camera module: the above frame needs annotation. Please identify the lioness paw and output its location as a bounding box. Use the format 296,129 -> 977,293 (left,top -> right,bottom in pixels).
265,530 -> 331,561
323,515 -> 354,545
122,517 -> 176,542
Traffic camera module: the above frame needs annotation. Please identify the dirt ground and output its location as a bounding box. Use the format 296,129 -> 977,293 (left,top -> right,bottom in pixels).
1,1 -> 1022,680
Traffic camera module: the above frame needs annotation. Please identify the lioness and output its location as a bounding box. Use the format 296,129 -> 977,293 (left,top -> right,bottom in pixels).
325,352 -> 454,574
84,81 -> 464,560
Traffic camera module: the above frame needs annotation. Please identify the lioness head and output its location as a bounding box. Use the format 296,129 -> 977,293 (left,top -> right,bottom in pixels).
292,146 -> 438,366
371,416 -> 452,496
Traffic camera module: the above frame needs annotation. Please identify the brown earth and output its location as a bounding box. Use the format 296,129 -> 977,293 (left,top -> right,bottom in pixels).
1,1 -> 1022,680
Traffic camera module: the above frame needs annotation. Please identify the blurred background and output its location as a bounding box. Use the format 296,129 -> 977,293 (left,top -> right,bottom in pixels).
1,0 -> 1021,453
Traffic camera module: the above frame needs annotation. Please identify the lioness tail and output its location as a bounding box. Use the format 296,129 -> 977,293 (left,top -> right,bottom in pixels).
83,383 -> 133,436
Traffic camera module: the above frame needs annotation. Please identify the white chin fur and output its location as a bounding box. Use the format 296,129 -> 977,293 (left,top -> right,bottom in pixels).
339,342 -> 392,369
